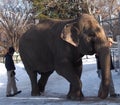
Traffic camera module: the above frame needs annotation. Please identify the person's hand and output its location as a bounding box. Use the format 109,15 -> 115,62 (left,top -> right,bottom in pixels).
11,71 -> 16,77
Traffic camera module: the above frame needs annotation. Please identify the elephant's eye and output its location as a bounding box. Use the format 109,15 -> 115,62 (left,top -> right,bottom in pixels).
83,28 -> 95,37
90,32 -> 95,37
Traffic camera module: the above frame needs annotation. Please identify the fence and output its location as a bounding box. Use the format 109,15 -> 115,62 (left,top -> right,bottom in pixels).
0,53 -> 21,63
97,12 -> 120,39
111,36 -> 120,74
111,48 -> 119,70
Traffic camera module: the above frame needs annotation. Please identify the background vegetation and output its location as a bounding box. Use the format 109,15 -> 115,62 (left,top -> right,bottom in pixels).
0,0 -> 120,54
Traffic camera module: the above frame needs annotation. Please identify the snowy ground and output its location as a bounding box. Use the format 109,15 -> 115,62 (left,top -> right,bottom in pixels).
0,55 -> 120,105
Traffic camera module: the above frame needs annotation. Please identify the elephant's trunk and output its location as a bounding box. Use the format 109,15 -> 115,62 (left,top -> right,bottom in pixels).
97,47 -> 110,99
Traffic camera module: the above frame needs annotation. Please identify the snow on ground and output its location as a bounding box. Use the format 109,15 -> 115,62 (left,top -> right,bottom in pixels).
0,55 -> 120,105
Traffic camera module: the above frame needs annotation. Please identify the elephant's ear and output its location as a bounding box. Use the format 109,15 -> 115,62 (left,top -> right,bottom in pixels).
61,24 -> 79,47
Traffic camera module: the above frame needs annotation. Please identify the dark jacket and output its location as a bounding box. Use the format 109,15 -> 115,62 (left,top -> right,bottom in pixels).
95,54 -> 114,70
5,53 -> 15,71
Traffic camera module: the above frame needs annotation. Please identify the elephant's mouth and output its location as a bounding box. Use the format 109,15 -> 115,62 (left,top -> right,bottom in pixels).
87,40 -> 96,55
80,47 -> 95,55
79,42 -> 96,55
87,50 -> 95,55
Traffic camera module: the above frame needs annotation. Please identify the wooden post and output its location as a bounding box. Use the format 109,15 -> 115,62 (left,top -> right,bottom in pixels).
98,14 -> 102,26
119,12 -> 120,30
116,35 -> 120,73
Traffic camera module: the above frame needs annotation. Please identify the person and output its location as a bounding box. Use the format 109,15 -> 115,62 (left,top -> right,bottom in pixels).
4,47 -> 21,97
96,37 -> 120,98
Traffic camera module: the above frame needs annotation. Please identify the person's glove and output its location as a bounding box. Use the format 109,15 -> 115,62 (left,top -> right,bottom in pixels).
11,71 -> 16,77
97,70 -> 101,78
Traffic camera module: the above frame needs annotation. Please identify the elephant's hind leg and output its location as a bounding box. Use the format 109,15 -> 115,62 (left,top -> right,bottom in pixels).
27,70 -> 40,96
38,71 -> 53,93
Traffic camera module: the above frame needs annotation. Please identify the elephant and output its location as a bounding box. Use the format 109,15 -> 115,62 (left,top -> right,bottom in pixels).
19,14 -> 111,100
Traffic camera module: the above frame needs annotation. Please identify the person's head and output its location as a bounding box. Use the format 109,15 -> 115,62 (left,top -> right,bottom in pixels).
8,47 -> 15,54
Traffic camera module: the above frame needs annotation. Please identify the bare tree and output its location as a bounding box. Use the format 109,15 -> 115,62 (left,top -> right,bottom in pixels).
88,0 -> 120,18
0,0 -> 34,53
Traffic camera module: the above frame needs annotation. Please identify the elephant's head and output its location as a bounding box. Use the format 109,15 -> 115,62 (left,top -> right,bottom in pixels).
61,14 -> 111,99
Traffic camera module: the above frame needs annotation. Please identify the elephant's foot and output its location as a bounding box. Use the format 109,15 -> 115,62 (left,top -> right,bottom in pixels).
67,90 -> 84,100
98,87 -> 109,99
31,90 -> 41,96
39,86 -> 45,93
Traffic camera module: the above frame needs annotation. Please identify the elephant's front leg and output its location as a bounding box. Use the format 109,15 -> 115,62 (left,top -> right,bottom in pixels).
67,80 -> 83,100
74,58 -> 83,90
55,60 -> 83,100
68,59 -> 84,100
27,70 -> 40,96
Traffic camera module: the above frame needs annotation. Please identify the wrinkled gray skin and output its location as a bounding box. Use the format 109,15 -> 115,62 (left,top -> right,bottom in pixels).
19,14 -> 110,100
